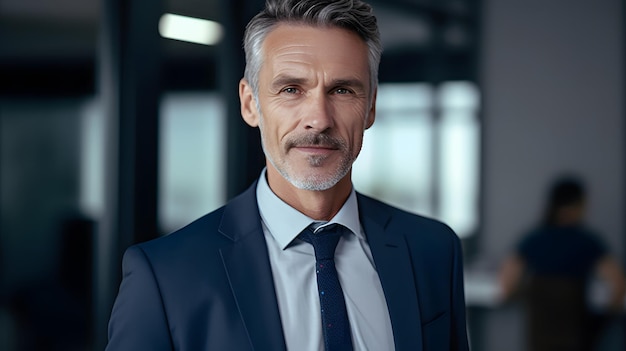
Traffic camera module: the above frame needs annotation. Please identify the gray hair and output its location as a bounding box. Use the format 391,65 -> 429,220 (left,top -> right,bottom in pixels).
243,0 -> 382,98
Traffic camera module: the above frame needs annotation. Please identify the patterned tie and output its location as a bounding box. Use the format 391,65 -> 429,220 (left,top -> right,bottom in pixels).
299,224 -> 354,351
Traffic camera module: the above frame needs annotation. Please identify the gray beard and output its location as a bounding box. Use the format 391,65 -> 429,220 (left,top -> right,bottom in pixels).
263,142 -> 353,191
256,107 -> 357,191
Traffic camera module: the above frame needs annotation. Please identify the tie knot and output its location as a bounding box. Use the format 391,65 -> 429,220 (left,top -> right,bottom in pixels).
299,224 -> 344,261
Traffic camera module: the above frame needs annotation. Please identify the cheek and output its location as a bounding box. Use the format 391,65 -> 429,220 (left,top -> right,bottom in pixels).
338,106 -> 369,142
265,104 -> 302,139
259,112 -> 291,150
352,133 -> 366,154
337,124 -> 366,155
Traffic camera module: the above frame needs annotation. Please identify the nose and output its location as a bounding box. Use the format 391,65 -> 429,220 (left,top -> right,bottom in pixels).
301,92 -> 334,132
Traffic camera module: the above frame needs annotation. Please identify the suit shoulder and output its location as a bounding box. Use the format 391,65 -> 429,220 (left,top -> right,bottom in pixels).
357,192 -> 459,242
357,192 -> 454,229
132,205 -> 228,257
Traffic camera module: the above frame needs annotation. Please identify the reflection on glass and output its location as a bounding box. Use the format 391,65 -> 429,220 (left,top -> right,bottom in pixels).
80,98 -> 105,219
438,82 -> 481,238
353,81 -> 480,238
354,82 -> 434,216
159,92 -> 226,233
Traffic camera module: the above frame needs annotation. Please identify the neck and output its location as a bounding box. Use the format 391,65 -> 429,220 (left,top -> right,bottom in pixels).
265,166 -> 352,221
553,205 -> 584,226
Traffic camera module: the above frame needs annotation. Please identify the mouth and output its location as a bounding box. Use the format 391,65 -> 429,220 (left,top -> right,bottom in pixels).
292,145 -> 338,156
287,133 -> 343,153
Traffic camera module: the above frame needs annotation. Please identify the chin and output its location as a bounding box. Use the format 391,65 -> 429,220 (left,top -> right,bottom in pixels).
289,178 -> 338,191
287,169 -> 347,191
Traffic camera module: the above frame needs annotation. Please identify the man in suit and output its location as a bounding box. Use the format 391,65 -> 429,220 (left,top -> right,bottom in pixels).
106,0 -> 470,350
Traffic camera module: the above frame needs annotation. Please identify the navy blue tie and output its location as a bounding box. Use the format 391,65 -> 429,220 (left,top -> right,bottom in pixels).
300,224 -> 354,351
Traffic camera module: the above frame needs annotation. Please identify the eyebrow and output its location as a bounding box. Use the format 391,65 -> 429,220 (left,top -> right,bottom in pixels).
270,75 -> 308,91
270,75 -> 367,92
331,79 -> 367,92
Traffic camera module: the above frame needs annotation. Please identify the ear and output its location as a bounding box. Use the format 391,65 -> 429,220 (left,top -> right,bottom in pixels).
239,78 -> 260,127
365,88 -> 377,130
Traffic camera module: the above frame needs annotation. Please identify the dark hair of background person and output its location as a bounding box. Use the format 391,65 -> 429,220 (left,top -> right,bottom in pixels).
542,176 -> 586,226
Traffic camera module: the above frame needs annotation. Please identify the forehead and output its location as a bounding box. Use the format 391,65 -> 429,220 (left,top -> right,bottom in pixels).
260,23 -> 370,80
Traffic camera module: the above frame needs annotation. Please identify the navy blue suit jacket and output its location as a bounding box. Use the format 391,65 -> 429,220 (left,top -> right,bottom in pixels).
106,182 -> 469,350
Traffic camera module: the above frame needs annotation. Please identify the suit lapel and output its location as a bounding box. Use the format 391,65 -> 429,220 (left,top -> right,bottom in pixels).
218,183 -> 287,351
215,186 -> 424,350
358,193 -> 423,351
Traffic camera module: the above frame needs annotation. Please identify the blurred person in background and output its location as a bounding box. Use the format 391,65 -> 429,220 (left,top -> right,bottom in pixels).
498,175 -> 625,351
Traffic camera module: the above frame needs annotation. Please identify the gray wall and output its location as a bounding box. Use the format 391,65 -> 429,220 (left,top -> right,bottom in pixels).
479,0 -> 624,350
481,0 -> 625,260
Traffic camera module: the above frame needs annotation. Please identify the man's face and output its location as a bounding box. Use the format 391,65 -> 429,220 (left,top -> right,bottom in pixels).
240,24 -> 376,191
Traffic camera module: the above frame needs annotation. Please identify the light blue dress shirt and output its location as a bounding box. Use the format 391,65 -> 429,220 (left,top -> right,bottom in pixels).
256,170 -> 395,351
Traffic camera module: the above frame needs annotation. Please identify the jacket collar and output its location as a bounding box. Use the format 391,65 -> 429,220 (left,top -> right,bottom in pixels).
357,193 -> 423,350
216,182 -> 422,351
218,181 -> 288,351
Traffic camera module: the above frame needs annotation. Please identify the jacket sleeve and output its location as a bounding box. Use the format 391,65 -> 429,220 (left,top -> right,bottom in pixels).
106,245 -> 173,351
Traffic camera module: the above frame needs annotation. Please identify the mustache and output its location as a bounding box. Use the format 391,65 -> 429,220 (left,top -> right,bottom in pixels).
285,133 -> 346,150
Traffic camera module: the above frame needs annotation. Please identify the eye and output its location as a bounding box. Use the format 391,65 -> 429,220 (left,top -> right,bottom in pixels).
281,87 -> 300,94
334,88 -> 353,95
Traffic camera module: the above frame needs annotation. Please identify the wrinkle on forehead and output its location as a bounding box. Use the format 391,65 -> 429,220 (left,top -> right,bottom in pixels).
263,24 -> 368,66
260,24 -> 370,92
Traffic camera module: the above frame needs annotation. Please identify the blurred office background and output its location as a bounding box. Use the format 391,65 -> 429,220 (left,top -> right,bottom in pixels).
0,0 -> 623,350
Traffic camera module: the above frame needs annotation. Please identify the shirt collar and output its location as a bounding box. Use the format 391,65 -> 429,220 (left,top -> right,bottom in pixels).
256,168 -> 363,250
